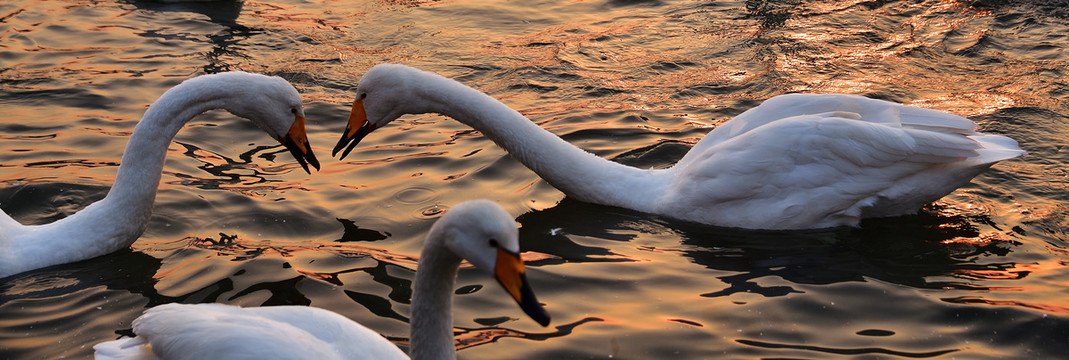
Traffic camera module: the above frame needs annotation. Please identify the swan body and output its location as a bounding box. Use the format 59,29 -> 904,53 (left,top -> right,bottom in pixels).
0,72 -> 320,278
93,199 -> 550,360
334,64 -> 1025,229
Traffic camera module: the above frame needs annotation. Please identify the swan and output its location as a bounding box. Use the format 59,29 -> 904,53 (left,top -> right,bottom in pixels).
0,71 -> 321,278
333,64 -> 1025,230
93,199 -> 551,359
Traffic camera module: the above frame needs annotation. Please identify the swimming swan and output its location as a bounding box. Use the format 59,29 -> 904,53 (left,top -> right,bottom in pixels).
93,199 -> 550,359
0,71 -> 320,278
334,64 -> 1025,229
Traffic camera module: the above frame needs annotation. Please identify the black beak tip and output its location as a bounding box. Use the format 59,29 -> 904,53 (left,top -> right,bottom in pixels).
282,139 -> 320,174
519,275 -> 551,327
331,135 -> 349,158
303,152 -> 321,173
524,302 -> 551,327
332,123 -> 371,160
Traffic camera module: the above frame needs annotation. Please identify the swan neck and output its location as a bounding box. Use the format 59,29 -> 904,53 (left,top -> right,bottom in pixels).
97,81 -> 234,244
114,84 -> 226,202
410,237 -> 462,360
420,78 -> 662,211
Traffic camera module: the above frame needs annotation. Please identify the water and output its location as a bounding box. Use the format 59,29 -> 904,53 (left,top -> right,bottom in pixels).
1,0 -> 1067,358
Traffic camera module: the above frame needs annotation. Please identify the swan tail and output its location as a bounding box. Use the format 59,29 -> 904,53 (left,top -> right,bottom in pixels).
970,133 -> 1027,165
92,336 -> 157,360
895,104 -> 978,134
899,126 -> 986,163
891,104 -> 1024,165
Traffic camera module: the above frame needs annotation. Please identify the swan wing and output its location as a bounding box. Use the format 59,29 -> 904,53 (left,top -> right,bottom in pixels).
686,93 -> 978,161
662,111 -> 1004,228
94,303 -> 407,360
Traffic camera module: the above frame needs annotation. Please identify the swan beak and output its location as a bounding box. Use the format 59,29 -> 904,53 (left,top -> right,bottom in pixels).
279,115 -> 321,174
332,98 -> 376,160
494,246 -> 551,327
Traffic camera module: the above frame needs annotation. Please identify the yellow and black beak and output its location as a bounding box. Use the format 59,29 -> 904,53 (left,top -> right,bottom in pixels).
494,245 -> 551,327
279,114 -> 321,174
332,98 -> 376,160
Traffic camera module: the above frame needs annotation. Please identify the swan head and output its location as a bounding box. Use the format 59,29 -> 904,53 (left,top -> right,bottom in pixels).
332,64 -> 437,159
430,200 -> 551,327
197,71 -> 321,173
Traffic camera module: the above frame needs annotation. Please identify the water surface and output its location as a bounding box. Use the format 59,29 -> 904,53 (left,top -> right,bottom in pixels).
1,0 -> 1068,358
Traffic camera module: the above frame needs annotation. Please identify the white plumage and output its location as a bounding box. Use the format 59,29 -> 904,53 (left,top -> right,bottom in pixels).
0,72 -> 320,279
334,64 -> 1025,229
93,303 -> 405,360
93,199 -> 550,360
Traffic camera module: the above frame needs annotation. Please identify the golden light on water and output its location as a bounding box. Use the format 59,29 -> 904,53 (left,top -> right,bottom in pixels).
2,0 -> 1068,358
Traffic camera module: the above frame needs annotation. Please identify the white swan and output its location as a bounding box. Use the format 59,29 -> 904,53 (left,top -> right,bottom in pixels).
333,64 -> 1025,230
0,71 -> 320,278
93,199 -> 551,360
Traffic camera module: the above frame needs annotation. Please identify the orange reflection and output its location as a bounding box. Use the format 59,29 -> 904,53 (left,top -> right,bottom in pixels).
948,260 -> 1069,314
943,296 -> 1069,314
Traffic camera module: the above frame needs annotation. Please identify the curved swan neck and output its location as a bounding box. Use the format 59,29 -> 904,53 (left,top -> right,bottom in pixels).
0,78 -> 242,278
415,76 -> 663,211
107,80 -> 235,219
410,236 -> 463,360
76,79 -> 239,253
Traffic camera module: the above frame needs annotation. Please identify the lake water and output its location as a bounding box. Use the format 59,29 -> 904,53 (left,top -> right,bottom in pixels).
1,0 -> 1068,358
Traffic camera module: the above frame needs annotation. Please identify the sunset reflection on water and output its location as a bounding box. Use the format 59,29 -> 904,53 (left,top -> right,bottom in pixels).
1,0 -> 1068,358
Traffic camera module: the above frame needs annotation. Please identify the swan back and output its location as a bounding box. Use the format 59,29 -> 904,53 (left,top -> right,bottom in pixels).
661,93 -> 1025,228
93,303 -> 407,360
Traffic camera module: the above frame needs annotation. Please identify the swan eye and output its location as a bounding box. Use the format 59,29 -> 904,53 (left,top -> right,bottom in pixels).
360,93 -> 367,99
290,108 -> 298,115
488,239 -> 499,248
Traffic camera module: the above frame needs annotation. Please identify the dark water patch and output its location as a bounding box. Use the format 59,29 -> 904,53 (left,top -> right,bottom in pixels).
701,276 -> 802,298
516,199 -> 659,263
229,275 -> 311,305
668,318 -> 703,327
507,82 -> 559,93
455,284 -> 482,295
474,316 -> 511,326
744,0 -> 803,29
857,329 -> 895,336
24,159 -> 120,168
579,86 -> 629,97
0,182 -> 109,225
737,338 -> 959,357
345,289 -> 408,322
524,41 -> 557,47
0,249 -> 164,301
335,218 -> 391,242
926,305 -> 1069,356
122,0 -> 244,26
455,317 -> 605,351
612,140 -> 695,169
606,0 -> 663,7
0,88 -> 111,110
651,60 -> 697,71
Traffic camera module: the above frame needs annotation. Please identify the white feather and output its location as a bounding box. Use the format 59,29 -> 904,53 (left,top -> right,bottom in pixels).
341,64 -> 1025,229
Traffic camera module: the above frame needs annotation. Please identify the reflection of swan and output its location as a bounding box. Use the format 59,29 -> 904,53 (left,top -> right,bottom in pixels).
334,64 -> 1025,229
0,72 -> 320,278
93,200 -> 550,359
